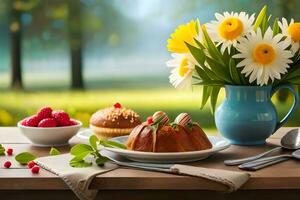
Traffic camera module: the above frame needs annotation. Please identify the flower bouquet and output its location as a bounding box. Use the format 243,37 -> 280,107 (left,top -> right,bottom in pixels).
166,6 -> 299,145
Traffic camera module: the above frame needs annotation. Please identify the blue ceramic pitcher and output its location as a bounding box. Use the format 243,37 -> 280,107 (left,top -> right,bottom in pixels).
215,84 -> 298,145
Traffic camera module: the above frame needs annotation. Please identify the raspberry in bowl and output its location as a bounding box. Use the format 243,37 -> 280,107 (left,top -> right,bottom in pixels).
18,106 -> 82,147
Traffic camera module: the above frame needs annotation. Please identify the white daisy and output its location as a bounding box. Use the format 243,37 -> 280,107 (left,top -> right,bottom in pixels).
166,53 -> 197,89
278,18 -> 300,54
233,28 -> 293,86
206,11 -> 255,53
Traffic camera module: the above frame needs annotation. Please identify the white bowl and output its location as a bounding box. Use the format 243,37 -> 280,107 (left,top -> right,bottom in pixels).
17,120 -> 82,147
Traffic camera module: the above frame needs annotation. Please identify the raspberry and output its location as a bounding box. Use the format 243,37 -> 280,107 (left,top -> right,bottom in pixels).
27,161 -> 36,169
20,118 -> 28,126
4,161 -> 11,168
68,119 -> 78,126
52,110 -> 70,126
114,102 -> 122,109
6,148 -> 13,156
147,116 -> 154,124
31,165 -> 40,174
38,118 -> 57,127
37,106 -> 53,120
25,115 -> 40,127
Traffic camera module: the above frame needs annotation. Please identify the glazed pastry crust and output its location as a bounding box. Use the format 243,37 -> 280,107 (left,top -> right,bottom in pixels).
90,107 -> 141,128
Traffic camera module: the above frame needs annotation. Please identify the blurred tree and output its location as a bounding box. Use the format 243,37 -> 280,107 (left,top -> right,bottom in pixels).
24,0 -> 132,89
10,1 -> 22,89
67,0 -> 84,89
10,1 -> 33,89
10,0 -> 38,89
27,0 -> 84,89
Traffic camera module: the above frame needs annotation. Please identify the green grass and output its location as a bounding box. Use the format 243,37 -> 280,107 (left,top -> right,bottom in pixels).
0,88 -> 298,132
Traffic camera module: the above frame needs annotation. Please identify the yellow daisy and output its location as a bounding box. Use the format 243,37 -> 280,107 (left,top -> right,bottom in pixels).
167,20 -> 201,53
278,18 -> 300,54
233,28 -> 293,86
206,12 -> 255,53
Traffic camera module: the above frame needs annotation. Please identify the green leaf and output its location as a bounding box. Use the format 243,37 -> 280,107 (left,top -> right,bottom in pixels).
205,57 -> 232,83
261,14 -> 269,34
194,65 -> 210,81
15,152 -> 37,165
74,151 -> 93,160
288,78 -> 300,85
89,135 -> 98,150
272,18 -> 279,35
49,147 -> 60,156
210,86 -> 221,115
194,38 -> 206,50
70,144 -> 93,156
229,58 -> 241,84
254,5 -> 267,31
0,144 -> 5,155
285,67 -> 300,80
192,80 -> 224,86
69,157 -> 92,168
201,64 -> 220,80
95,156 -> 109,166
99,140 -> 126,149
185,42 -> 206,66
200,86 -> 212,109
201,25 -> 224,63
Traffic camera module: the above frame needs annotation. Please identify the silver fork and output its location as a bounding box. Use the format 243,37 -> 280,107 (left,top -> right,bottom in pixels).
224,147 -> 282,166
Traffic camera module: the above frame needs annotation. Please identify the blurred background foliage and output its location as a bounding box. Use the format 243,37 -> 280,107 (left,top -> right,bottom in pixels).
0,0 -> 299,130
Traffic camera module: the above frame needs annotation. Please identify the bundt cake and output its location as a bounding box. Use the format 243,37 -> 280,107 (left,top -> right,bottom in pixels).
127,111 -> 212,152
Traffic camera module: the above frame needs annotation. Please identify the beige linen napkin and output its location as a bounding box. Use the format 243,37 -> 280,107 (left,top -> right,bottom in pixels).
170,164 -> 249,192
35,153 -> 118,200
36,153 -> 249,200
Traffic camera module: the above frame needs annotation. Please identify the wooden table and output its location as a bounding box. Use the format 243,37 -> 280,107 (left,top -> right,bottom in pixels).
1,127 -> 300,200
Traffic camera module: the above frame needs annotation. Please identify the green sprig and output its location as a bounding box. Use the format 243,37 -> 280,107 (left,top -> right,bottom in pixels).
69,135 -> 126,168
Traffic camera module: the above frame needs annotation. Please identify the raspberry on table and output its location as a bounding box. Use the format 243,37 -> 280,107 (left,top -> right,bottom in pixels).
4,161 -> 11,168
38,118 -> 57,127
31,165 -> 40,174
52,110 -> 70,126
27,161 -> 36,169
25,115 -> 40,127
6,148 -> 13,156
37,106 -> 53,120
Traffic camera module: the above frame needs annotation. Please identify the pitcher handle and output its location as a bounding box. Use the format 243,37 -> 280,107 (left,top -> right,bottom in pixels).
271,84 -> 298,131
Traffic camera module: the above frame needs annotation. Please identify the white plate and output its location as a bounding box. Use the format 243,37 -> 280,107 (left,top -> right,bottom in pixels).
77,129 -> 92,140
103,135 -> 230,163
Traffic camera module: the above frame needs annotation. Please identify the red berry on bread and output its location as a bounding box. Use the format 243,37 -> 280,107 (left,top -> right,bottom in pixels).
113,102 -> 122,109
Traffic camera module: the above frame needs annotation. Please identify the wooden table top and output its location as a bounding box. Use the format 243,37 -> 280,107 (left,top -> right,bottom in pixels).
1,127 -> 300,191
